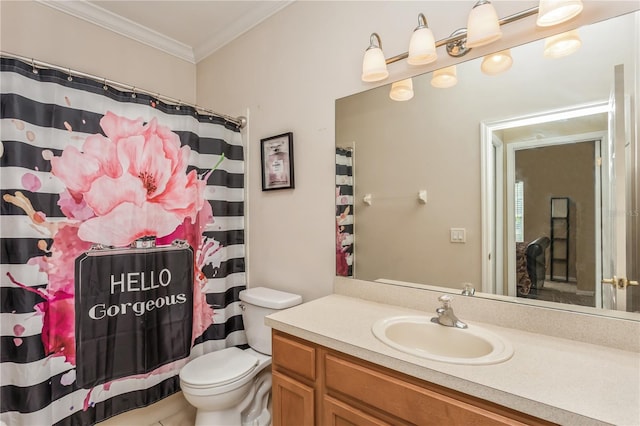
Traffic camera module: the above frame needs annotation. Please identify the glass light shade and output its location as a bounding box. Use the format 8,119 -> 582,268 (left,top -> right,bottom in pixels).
466,1 -> 502,48
431,66 -> 457,88
389,78 -> 414,101
362,47 -> 389,82
536,0 -> 583,27
544,29 -> 582,58
408,27 -> 437,66
481,50 -> 513,75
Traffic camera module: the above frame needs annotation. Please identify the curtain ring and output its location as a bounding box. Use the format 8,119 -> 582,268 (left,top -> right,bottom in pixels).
67,68 -> 73,82
131,87 -> 137,99
176,101 -> 181,111
31,58 -> 38,74
150,93 -> 159,108
103,79 -> 108,91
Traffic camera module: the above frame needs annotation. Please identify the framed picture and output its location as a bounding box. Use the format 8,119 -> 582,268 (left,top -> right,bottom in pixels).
260,132 -> 295,191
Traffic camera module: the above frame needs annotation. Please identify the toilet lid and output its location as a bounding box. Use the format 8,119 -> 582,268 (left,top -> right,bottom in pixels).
180,347 -> 259,388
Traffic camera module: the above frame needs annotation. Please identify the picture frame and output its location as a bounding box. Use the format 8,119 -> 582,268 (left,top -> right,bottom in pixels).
260,132 -> 295,191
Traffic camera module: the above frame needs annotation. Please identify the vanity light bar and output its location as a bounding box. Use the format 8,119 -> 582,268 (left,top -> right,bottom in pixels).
383,6 -> 539,65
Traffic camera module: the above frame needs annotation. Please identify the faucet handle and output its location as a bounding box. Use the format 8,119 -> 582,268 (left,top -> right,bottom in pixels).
438,294 -> 453,307
462,283 -> 475,296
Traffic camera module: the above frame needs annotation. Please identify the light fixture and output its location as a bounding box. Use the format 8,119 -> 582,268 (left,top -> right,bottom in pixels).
431,66 -> 457,88
389,78 -> 414,101
445,28 -> 471,58
481,49 -> 513,75
359,1 -> 582,82
361,33 -> 389,82
536,0 -> 583,27
543,29 -> 582,58
408,13 -> 437,66
466,0 -> 502,48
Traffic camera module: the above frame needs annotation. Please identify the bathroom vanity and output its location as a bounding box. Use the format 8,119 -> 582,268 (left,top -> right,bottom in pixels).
266,279 -> 640,426
272,330 -> 551,425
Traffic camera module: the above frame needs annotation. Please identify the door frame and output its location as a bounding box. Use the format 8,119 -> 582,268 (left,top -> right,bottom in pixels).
481,101 -> 609,297
505,133 -> 605,301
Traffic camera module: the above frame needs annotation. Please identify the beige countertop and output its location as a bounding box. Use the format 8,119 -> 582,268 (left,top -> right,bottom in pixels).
266,294 -> 640,426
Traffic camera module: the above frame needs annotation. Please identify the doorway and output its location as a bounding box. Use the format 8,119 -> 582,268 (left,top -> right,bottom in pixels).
507,137 -> 603,307
481,102 -> 610,309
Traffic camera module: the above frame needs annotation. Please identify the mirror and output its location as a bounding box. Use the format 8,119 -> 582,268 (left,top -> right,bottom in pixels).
335,11 -> 639,318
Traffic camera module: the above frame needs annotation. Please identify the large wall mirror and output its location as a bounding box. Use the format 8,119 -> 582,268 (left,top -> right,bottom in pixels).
335,10 -> 639,319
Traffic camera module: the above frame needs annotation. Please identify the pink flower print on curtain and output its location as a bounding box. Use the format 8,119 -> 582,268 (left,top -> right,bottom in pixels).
1,58 -> 244,424
9,111 -> 217,365
50,111 -> 206,247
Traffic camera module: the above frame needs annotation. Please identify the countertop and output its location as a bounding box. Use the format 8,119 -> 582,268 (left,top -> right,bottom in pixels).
266,294 -> 640,426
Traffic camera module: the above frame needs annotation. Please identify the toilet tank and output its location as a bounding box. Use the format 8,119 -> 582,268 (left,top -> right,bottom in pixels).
239,287 -> 302,355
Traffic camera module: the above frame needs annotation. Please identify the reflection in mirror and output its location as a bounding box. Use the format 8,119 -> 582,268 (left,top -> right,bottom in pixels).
335,11 -> 639,318
483,103 -> 609,308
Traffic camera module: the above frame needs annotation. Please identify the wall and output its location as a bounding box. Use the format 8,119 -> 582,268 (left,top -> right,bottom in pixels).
197,1 -> 639,303
195,1 -> 539,301
0,1 -> 196,103
335,84 -> 483,286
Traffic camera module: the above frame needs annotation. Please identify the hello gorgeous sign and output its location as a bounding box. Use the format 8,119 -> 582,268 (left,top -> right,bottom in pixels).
74,245 -> 193,388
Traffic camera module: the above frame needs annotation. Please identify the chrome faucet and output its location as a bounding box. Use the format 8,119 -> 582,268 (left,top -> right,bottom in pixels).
431,295 -> 467,329
461,283 -> 475,296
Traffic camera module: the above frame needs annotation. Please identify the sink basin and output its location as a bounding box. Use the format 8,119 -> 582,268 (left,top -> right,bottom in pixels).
372,315 -> 514,365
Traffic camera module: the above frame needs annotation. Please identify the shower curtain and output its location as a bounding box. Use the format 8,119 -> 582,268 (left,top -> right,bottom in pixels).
0,57 -> 246,425
335,147 -> 353,276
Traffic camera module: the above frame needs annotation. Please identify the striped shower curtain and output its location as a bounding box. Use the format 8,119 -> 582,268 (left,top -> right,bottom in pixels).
0,57 -> 246,425
336,147 -> 353,277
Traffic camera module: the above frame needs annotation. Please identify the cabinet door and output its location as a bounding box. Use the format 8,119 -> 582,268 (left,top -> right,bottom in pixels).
325,353 -> 533,425
272,370 -> 315,426
323,395 -> 390,426
273,331 -> 316,381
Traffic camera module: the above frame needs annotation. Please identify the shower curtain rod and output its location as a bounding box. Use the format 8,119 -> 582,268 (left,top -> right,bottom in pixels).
1,51 -> 246,129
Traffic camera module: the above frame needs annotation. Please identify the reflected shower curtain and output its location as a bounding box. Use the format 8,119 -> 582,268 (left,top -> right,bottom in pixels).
336,147 -> 353,276
0,57 -> 246,425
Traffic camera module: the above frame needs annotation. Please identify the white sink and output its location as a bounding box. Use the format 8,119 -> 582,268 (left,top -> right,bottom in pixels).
372,315 -> 514,365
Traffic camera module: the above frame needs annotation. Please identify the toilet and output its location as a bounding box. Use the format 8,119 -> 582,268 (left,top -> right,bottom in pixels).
179,287 -> 302,426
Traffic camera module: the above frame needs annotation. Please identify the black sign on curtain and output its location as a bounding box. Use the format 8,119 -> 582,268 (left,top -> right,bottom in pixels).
74,244 -> 194,388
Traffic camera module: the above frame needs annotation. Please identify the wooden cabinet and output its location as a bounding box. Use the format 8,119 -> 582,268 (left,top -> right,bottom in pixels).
323,395 -> 389,426
272,330 -> 554,426
272,371 -> 315,426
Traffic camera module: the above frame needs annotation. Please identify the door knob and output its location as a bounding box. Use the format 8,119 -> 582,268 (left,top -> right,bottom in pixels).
602,276 -> 639,289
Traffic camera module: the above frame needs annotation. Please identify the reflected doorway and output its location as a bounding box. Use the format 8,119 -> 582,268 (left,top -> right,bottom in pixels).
509,137 -> 602,308
481,102 -> 611,309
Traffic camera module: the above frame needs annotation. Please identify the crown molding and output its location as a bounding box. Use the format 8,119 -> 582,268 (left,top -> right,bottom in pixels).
193,1 -> 294,62
36,0 -> 196,63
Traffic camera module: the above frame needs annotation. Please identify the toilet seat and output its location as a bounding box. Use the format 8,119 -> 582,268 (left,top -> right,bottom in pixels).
180,347 -> 259,389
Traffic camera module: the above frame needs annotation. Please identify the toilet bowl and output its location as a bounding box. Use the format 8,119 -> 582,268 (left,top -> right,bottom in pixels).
179,287 -> 302,426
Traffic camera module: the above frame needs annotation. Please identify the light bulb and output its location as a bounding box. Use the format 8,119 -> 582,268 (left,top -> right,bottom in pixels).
544,30 -> 582,58
481,50 -> 513,75
362,47 -> 389,82
390,78 -> 414,101
431,66 -> 458,88
466,0 -> 502,48
537,0 -> 583,27
408,22 -> 437,66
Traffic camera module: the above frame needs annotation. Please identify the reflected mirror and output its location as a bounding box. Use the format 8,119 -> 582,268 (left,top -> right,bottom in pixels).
335,11 -> 639,317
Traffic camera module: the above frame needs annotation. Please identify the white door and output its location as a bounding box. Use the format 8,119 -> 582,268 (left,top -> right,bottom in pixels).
601,64 -> 639,311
